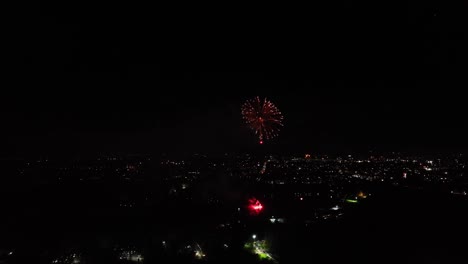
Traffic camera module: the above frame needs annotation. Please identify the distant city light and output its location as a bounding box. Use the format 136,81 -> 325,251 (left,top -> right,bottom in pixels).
52,252 -> 82,264
194,250 -> 205,259
244,239 -> 276,262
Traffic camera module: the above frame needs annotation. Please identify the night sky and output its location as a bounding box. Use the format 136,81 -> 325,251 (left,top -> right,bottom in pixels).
4,1 -> 467,157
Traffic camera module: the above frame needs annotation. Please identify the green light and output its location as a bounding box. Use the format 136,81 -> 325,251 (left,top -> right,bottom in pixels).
244,240 -> 275,262
258,252 -> 270,259
346,199 -> 358,203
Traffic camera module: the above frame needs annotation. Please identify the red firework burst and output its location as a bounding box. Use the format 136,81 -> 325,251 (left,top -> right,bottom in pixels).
248,198 -> 264,215
241,96 -> 284,144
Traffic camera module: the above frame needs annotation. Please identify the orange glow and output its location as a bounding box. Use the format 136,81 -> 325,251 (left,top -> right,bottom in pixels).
357,191 -> 367,199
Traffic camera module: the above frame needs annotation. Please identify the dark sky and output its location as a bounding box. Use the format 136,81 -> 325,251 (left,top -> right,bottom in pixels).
4,1 -> 468,157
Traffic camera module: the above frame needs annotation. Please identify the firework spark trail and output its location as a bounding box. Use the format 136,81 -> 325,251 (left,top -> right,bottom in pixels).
241,96 -> 283,144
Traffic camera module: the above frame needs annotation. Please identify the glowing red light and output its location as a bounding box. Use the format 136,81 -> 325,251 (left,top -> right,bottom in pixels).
252,203 -> 263,211
300,197 -> 303,201
259,140 -> 263,145
248,198 -> 263,215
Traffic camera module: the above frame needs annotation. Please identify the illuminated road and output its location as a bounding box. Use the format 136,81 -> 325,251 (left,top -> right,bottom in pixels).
253,241 -> 277,263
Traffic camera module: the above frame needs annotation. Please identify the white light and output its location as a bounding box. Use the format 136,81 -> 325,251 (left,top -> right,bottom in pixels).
252,234 -> 257,239
8,251 -> 13,255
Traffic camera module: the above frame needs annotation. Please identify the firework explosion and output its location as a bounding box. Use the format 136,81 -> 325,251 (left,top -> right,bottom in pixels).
241,96 -> 283,144
248,198 -> 264,215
